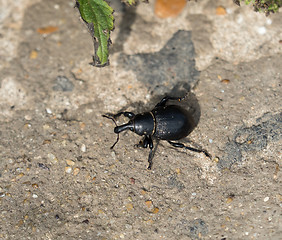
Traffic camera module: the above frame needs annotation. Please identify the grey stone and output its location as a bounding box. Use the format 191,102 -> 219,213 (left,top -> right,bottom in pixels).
53,76 -> 74,92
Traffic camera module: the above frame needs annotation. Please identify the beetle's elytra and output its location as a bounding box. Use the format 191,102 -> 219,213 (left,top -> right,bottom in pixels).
103,96 -> 211,169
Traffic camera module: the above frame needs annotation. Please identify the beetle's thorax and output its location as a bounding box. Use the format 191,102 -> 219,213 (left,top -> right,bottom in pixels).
133,112 -> 155,136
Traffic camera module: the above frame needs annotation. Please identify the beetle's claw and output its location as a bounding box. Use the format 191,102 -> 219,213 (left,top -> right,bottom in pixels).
202,149 -> 212,159
147,159 -> 152,170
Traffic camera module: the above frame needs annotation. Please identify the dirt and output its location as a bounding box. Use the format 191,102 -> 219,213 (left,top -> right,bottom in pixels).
0,0 -> 281,239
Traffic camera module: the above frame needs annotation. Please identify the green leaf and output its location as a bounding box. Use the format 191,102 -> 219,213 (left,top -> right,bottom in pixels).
76,0 -> 114,67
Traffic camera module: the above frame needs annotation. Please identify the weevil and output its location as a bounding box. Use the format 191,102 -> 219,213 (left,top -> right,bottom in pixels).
103,96 -> 211,169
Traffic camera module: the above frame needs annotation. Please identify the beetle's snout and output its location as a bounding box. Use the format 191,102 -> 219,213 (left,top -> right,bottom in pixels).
114,126 -> 119,133
114,122 -> 134,134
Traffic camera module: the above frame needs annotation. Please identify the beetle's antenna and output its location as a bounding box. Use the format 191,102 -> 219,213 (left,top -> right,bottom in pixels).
102,115 -> 120,149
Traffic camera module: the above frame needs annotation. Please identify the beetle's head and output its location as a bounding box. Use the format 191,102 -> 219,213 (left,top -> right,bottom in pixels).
114,120 -> 134,134
102,115 -> 134,149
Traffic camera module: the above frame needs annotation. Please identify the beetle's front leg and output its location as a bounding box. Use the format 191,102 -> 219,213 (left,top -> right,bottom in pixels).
147,136 -> 154,170
135,136 -> 154,169
155,96 -> 186,107
136,135 -> 150,148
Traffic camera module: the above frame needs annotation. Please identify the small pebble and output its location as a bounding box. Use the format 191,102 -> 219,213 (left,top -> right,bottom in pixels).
32,194 -> 38,198
8,158 -> 14,164
48,153 -> 58,163
37,26 -> 58,35
81,144 -> 86,152
274,165 -> 279,180
46,108 -> 52,114
65,167 -> 72,174
12,173 -> 25,182
16,168 -> 23,173
145,200 -> 153,208
66,159 -> 75,166
129,178 -> 135,184
154,0 -> 186,18
17,220 -> 24,227
125,224 -> 132,230
152,207 -> 159,214
111,151 -> 116,160
24,123 -> 31,129
97,210 -> 105,215
80,122 -> 86,130
221,79 -> 230,84
43,140 -> 51,145
236,15 -> 243,24
144,219 -> 154,224
61,134 -> 69,139
53,76 -> 74,92
24,115 -> 32,121
266,18 -> 272,25
73,167 -> 80,176
257,26 -> 266,35
29,50 -> 38,59
226,8 -> 232,14
43,124 -> 50,130
126,203 -> 133,211
216,6 -> 227,15
264,196 -> 269,202
141,189 -> 147,195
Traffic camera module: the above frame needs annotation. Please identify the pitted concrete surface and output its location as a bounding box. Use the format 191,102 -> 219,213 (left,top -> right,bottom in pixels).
0,0 -> 281,239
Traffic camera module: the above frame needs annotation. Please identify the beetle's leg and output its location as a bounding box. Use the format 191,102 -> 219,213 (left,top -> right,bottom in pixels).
155,96 -> 186,107
136,135 -> 150,148
147,136 -> 154,170
135,136 -> 155,169
167,140 -> 212,159
113,111 -> 135,120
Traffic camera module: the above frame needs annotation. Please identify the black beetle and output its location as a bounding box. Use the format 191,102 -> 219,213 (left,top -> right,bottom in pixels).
103,96 -> 211,169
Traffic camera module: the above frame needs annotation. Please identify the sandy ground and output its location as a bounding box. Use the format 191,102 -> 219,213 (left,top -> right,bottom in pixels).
0,0 -> 281,239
